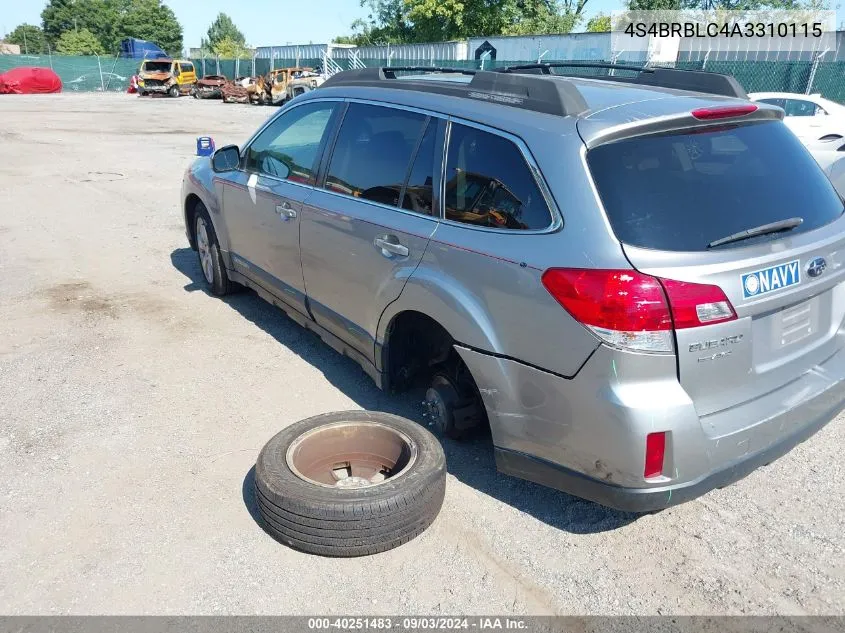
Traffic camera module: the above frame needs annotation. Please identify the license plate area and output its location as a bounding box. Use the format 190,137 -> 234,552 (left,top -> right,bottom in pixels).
778,296 -> 820,348
752,291 -> 832,372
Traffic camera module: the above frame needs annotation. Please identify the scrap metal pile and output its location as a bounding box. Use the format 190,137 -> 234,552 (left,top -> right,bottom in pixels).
212,68 -> 324,106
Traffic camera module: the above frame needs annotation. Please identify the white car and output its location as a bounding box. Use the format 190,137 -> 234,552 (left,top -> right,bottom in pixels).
749,92 -> 845,195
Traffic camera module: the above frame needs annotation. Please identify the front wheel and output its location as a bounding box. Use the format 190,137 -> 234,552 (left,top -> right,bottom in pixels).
194,205 -> 231,296
169,85 -> 180,98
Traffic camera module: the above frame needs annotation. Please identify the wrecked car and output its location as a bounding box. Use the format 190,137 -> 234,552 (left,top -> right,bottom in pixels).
192,74 -> 227,100
221,76 -> 257,104
266,67 -> 325,105
137,59 -> 197,98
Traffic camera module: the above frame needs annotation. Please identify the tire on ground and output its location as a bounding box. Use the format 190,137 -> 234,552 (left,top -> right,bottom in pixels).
255,410 -> 446,557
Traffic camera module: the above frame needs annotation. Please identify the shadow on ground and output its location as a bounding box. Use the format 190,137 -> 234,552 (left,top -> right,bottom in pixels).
172,247 -> 638,535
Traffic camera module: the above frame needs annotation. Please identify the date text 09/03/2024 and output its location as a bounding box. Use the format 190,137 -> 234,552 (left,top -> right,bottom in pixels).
307,618 -> 529,630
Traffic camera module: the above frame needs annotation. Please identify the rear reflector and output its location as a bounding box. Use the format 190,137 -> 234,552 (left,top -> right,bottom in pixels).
644,432 -> 666,479
691,104 -> 758,120
541,269 -> 737,353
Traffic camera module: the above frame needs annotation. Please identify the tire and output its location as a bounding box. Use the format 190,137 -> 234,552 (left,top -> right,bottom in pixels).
169,85 -> 180,98
139,90 -> 147,97
255,410 -> 446,557
193,203 -> 231,296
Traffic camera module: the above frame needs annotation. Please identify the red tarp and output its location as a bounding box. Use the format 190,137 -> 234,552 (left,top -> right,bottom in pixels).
0,67 -> 62,95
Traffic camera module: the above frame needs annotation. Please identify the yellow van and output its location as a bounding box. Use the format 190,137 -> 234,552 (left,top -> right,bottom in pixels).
137,58 -> 197,97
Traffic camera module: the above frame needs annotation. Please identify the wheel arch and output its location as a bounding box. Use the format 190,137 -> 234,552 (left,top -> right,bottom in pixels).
184,193 -> 203,250
377,269 -> 504,393
377,270 -> 503,369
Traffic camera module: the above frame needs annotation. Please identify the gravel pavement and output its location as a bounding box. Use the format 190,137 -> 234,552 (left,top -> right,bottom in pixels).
0,93 -> 842,616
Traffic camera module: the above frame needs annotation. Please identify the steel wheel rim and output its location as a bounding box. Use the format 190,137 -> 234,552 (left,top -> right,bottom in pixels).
286,421 -> 418,489
196,217 -> 214,284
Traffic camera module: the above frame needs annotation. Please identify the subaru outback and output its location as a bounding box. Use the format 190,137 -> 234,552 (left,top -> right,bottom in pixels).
181,64 -> 845,511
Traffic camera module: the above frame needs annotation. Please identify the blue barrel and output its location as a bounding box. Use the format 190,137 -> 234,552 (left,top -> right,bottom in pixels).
196,136 -> 216,157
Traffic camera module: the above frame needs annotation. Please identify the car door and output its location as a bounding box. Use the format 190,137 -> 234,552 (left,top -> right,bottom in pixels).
220,100 -> 340,316
178,61 -> 196,89
300,102 -> 443,362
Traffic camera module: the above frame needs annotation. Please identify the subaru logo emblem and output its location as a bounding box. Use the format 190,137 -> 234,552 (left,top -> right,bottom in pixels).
807,257 -> 827,278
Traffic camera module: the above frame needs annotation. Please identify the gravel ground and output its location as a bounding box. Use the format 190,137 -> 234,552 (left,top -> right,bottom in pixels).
0,93 -> 842,616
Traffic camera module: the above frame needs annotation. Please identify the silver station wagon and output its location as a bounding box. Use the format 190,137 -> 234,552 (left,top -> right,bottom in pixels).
181,64 -> 845,511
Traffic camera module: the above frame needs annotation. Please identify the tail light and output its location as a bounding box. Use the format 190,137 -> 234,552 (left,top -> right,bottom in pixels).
541,269 -> 737,353
644,432 -> 666,479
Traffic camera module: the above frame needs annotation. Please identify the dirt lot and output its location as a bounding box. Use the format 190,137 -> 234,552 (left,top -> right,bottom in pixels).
0,93 -> 842,616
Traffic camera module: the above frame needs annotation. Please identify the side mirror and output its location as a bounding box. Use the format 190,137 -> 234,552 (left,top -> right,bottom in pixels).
212,145 -> 241,172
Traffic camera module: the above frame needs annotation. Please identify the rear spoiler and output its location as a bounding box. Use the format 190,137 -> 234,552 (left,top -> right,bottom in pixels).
578,100 -> 784,149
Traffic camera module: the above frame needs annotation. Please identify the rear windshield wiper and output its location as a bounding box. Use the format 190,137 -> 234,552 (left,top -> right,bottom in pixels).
707,217 -> 804,249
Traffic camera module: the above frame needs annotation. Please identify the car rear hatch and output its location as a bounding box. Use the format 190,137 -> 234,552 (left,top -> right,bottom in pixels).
580,101 -> 845,427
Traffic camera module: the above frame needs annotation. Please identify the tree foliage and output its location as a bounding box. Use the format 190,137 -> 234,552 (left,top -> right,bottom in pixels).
55,27 -> 105,55
212,36 -> 251,59
337,0 -> 591,44
118,0 -> 183,55
586,12 -> 611,31
41,0 -> 183,56
4,24 -> 48,54
203,13 -> 246,50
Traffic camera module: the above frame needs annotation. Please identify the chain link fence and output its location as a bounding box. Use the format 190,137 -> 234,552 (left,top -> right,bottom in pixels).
1,53 -> 843,102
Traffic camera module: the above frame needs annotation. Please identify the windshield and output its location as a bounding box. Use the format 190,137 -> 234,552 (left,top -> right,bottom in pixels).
586,120 -> 844,252
142,61 -> 172,73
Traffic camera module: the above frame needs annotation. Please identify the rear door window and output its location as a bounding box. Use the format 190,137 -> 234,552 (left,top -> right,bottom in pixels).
586,121 -> 843,252
325,103 -> 428,208
444,123 -> 552,230
400,120 -> 437,215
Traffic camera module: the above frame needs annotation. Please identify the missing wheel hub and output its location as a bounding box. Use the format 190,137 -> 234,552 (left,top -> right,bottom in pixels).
286,421 -> 417,489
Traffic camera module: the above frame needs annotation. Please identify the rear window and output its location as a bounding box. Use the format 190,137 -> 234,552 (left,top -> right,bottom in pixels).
587,121 -> 843,251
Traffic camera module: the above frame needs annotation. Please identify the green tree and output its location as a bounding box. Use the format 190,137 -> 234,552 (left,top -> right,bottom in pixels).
203,13 -> 246,50
55,27 -> 105,55
42,0 -> 182,55
212,36 -> 250,59
4,23 -> 47,54
345,0 -> 589,44
586,12 -> 611,31
118,0 -> 184,56
42,0 -> 124,52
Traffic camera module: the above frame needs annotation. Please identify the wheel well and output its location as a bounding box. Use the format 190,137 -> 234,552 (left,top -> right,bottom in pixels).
184,194 -> 202,249
383,311 -> 461,392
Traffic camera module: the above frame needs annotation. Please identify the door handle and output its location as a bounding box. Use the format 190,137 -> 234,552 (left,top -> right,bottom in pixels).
374,235 -> 409,258
276,202 -> 297,221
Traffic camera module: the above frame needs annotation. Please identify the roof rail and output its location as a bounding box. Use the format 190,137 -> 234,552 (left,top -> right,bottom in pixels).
321,66 -> 589,117
497,62 -> 748,99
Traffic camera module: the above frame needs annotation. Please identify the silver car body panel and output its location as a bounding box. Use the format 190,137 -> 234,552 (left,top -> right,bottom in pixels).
181,74 -> 845,510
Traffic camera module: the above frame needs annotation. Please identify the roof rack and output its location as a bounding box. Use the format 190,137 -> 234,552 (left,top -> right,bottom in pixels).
496,62 -> 748,99
321,66 -> 589,117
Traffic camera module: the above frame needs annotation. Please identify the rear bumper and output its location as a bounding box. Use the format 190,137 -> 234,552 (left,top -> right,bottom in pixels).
457,342 -> 845,511
495,393 -> 839,512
